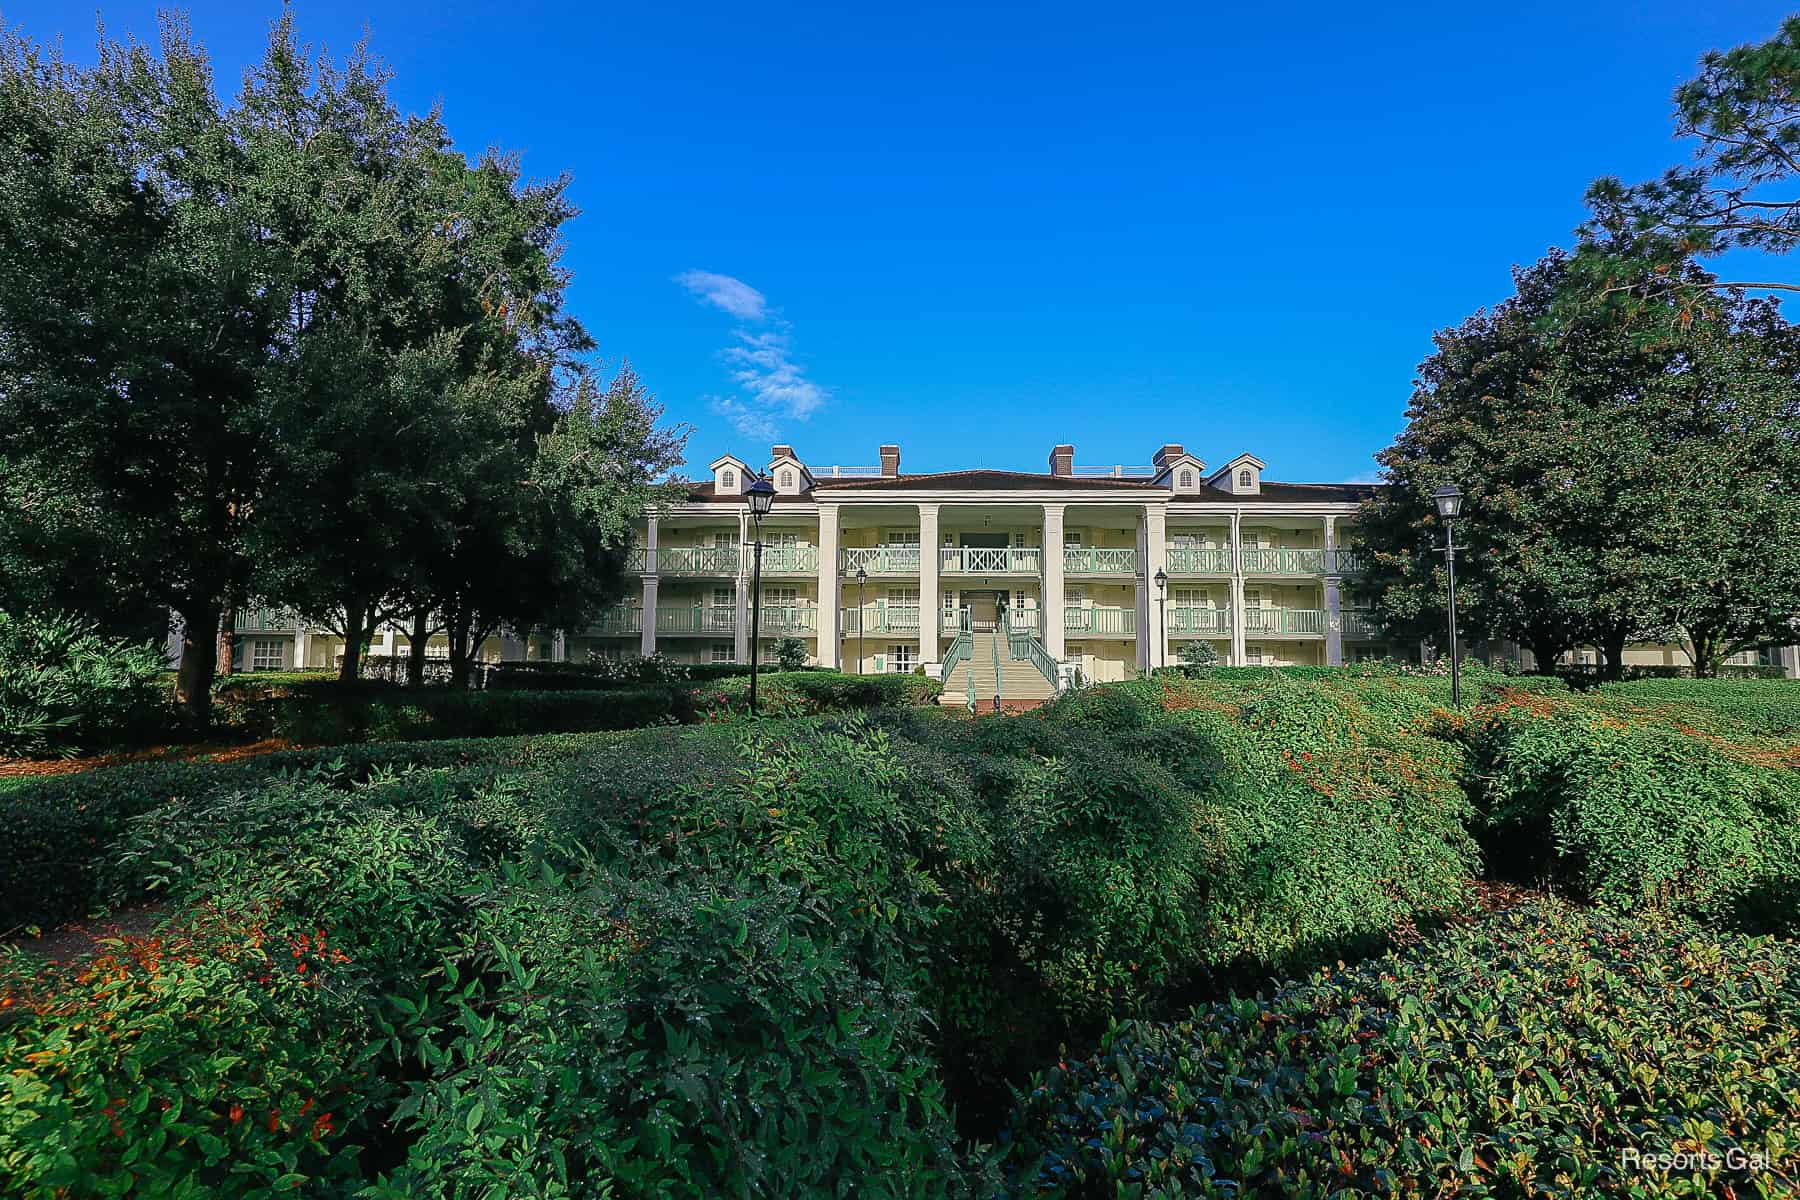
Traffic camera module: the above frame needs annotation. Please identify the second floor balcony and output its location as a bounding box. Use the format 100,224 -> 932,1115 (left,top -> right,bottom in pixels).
1064,605 -> 1136,636
234,606 -> 299,634
941,546 -> 1042,575
1242,607 -> 1328,636
842,602 -> 921,635
842,545 -> 922,575
1168,606 -> 1230,636
1063,546 -> 1138,575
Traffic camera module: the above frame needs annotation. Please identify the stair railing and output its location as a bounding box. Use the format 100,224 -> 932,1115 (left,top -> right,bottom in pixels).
989,627 -> 1003,710
1008,632 -> 1062,691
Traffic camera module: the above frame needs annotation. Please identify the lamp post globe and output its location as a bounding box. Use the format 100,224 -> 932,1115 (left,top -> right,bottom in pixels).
1433,484 -> 1464,522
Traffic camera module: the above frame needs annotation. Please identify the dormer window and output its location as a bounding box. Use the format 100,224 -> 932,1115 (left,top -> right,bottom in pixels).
1238,469 -> 1252,489
722,468 -> 736,491
1178,469 -> 1194,489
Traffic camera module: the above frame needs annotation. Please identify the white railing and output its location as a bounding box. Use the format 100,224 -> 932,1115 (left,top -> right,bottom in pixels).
841,545 -> 922,574
941,546 -> 1042,574
1241,607 -> 1327,636
1167,607 -> 1230,636
1063,546 -> 1139,574
1070,465 -> 1156,478
816,465 -> 884,478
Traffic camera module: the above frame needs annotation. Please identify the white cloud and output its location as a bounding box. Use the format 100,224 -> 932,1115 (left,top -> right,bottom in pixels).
708,394 -> 781,440
675,270 -> 768,321
678,271 -> 829,440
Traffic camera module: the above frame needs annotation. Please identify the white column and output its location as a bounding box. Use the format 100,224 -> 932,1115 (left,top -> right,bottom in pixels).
552,631 -> 567,663
817,504 -> 841,668
640,517 -> 660,657
1145,505 -> 1167,670
919,504 -> 941,662
1133,512 -> 1151,671
639,576 -> 659,657
1784,643 -> 1800,680
293,616 -> 310,671
1042,504 -> 1065,659
1322,515 -> 1343,667
1229,513 -> 1247,666
734,511 -> 751,664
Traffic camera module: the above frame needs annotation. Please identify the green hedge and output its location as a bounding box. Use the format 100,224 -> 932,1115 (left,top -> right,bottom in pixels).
698,670 -> 943,715
236,685 -> 690,744
0,728 -> 701,932
1466,686 -> 1800,925
1002,898 -> 1800,1197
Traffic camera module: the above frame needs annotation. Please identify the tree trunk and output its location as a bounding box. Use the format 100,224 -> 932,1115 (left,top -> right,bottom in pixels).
406,610 -> 430,687
1596,627 -> 1630,682
1526,636 -> 1566,676
174,602 -> 221,726
339,602 -> 369,684
1683,625 -> 1721,678
446,613 -> 473,689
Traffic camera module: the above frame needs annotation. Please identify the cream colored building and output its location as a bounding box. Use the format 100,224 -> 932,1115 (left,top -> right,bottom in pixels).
571,442 -> 1388,697
217,439 -> 1800,690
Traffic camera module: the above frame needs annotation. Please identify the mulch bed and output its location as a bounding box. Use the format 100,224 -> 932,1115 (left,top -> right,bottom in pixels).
0,738 -> 301,780
8,902 -> 171,965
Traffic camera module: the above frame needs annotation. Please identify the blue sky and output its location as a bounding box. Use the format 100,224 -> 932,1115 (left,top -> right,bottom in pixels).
6,1 -> 1793,480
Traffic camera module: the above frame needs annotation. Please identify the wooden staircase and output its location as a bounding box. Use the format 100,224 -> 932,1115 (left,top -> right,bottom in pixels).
939,630 -> 1058,708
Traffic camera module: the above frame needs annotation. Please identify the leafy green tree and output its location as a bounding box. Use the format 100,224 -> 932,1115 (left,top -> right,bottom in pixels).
0,20 -> 284,721
1354,251 -> 1800,679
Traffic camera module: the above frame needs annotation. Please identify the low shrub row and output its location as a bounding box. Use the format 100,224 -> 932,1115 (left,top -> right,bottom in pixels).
234,684 -> 691,745
1002,897 -> 1800,1198
1465,684 -> 1800,928
484,653 -> 760,689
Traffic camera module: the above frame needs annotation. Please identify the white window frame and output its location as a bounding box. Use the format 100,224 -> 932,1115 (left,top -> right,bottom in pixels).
888,643 -> 917,673
710,642 -> 735,664
251,638 -> 284,671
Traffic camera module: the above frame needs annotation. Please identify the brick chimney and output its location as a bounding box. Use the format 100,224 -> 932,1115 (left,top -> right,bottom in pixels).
1152,443 -> 1185,472
1048,444 -> 1075,476
771,444 -> 796,460
879,444 -> 900,477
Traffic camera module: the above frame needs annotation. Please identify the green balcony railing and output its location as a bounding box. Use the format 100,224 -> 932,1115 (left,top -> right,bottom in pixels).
624,546 -> 648,573
1327,548 -> 1367,575
588,606 -> 643,636
941,547 -> 1041,574
1005,606 -> 1042,634
1239,548 -> 1328,575
759,605 -> 817,635
760,545 -> 820,573
843,603 -> 922,635
1063,547 -> 1138,574
1064,605 -> 1136,636
1167,606 -> 1230,636
655,606 -> 738,635
1164,547 -> 1232,574
1242,607 -> 1327,636
841,545 -> 922,575
656,545 -> 740,575
234,607 -> 298,634
1342,609 -> 1383,639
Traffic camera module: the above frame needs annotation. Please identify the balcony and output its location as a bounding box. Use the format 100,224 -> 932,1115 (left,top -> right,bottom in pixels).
843,603 -> 921,635
940,546 -> 1042,575
1064,605 -> 1136,637
1167,607 -> 1230,637
1328,549 -> 1366,575
759,545 -> 820,573
656,606 -> 737,636
656,545 -> 740,576
757,605 -> 817,636
1165,547 -> 1232,575
624,546 -> 648,573
588,606 -> 643,636
841,545 -> 921,575
1063,546 -> 1138,575
1242,607 -> 1327,636
1342,609 -> 1384,639
1240,548 -> 1327,575
234,607 -> 298,634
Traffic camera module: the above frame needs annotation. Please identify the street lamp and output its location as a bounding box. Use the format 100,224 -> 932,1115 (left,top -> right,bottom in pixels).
746,475 -> 775,715
855,566 -> 868,675
1433,484 -> 1465,707
1153,567 -> 1168,672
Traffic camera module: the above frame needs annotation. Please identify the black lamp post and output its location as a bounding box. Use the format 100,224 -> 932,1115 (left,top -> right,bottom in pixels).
746,475 -> 775,714
855,566 -> 868,675
1154,567 -> 1168,672
1433,484 -> 1466,707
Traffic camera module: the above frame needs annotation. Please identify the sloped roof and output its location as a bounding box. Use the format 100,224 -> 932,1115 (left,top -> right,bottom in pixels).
679,474 -> 1378,504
